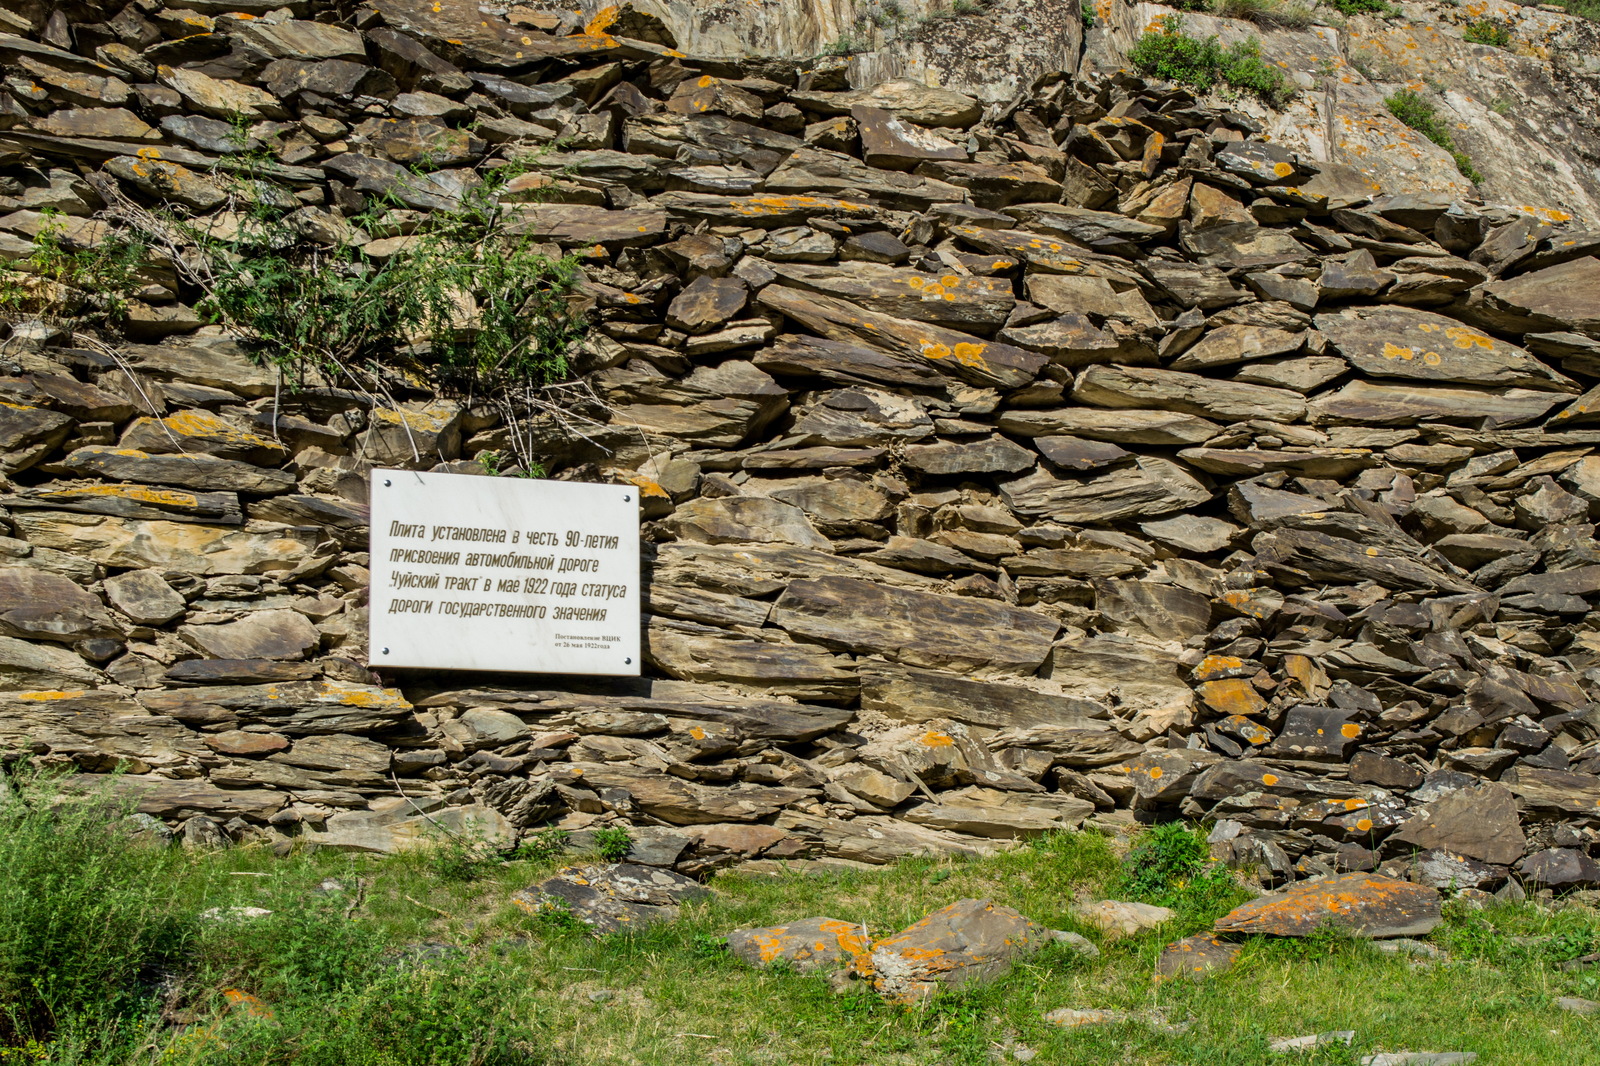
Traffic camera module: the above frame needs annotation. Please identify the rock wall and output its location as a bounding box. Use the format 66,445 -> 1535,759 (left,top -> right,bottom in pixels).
2,0 -> 1600,890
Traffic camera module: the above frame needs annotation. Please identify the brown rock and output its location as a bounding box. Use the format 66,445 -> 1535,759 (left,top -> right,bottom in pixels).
1390,782 -> 1526,865
0,568 -> 117,642
852,899 -> 1048,1002
204,730 -> 291,757
771,575 -> 1059,676
727,916 -> 870,972
1155,934 -> 1241,981
1213,872 -> 1442,938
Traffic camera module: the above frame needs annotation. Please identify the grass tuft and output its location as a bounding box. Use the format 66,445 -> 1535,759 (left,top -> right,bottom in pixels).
1462,16 -> 1513,45
1129,17 -> 1296,107
1384,89 -> 1484,182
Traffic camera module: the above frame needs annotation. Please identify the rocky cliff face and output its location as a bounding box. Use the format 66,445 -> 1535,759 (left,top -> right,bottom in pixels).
503,0 -> 1600,217
1,0 -> 1600,891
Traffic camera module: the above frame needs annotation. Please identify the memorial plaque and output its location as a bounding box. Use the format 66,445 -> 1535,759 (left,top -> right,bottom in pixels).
368,470 -> 640,675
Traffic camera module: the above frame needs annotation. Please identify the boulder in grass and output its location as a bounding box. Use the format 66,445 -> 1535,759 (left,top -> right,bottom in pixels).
851,898 -> 1049,1002
726,916 -> 870,973
1213,871 -> 1441,939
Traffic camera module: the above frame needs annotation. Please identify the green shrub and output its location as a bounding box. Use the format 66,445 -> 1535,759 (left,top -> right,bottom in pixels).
169,961 -> 540,1066
1129,17 -> 1295,107
1081,0 -> 1096,27
592,827 -> 633,863
1462,16 -> 1513,45
1107,821 -> 1248,925
0,768 -> 194,1058
1325,0 -> 1401,14
1552,0 -> 1600,20
195,896 -> 388,1002
514,829 -> 569,863
0,210 -> 148,328
1384,89 -> 1484,182
189,159 -> 584,397
1214,0 -> 1315,27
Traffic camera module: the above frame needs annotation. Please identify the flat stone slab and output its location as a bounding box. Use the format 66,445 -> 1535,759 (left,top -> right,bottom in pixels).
851,898 -> 1048,1002
1213,872 -> 1442,939
726,916 -> 870,972
512,863 -> 710,935
1155,934 -> 1241,981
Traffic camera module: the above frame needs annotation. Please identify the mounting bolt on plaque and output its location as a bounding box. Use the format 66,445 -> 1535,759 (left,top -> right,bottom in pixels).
381,647 -> 390,655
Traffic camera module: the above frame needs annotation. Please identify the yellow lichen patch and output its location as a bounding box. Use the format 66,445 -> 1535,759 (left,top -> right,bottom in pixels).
921,731 -> 954,747
1443,325 -> 1493,350
583,5 -> 621,36
63,484 -> 199,507
1262,773 -> 1279,786
951,343 -> 990,369
15,690 -> 85,701
626,475 -> 669,499
1341,723 -> 1361,738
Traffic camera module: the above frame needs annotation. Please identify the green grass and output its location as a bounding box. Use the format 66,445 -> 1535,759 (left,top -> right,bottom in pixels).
1551,0 -> 1600,19
1384,89 -> 1484,183
1129,17 -> 1296,107
1324,0 -> 1402,16
4,773 -> 1598,1066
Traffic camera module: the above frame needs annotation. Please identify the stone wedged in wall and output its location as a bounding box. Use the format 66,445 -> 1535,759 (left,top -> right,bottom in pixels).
1,0 -> 1599,894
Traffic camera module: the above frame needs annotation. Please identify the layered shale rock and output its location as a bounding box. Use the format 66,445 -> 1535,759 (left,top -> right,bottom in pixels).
1,0 -> 1599,896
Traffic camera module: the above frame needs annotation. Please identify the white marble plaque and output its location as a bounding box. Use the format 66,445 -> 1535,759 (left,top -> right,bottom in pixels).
368,470 -> 640,675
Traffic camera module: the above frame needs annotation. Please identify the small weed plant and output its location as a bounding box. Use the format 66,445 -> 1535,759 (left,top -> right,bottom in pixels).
1384,89 -> 1484,182
1081,0 -> 1096,27
1107,821 -> 1248,926
514,829 -> 569,863
1129,17 -> 1295,107
592,827 -> 634,863
1463,16 -> 1513,45
1214,0 -> 1316,28
0,210 -> 148,329
186,156 -> 585,398
1325,0 -> 1402,15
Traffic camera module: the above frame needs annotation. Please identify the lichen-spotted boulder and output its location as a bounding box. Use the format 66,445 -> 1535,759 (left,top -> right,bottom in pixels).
1213,872 -> 1442,939
851,898 -> 1048,1002
511,862 -> 710,935
725,916 -> 870,973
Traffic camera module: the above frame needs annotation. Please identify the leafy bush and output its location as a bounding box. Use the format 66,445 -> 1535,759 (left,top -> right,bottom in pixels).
194,897 -> 387,1002
1384,89 -> 1484,182
1462,16 -> 1513,45
1213,0 -> 1316,28
169,961 -> 540,1066
1325,0 -> 1401,14
1107,822 -> 1247,924
188,159 -> 585,397
1129,18 -> 1295,107
0,768 -> 194,1059
1081,1 -> 1096,28
1552,0 -> 1600,20
0,210 -> 148,328
514,829 -> 569,863
592,827 -> 634,863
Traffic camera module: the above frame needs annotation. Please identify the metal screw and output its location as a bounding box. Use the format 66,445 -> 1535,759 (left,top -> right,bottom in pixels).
623,494 -> 631,502
624,657 -> 632,665
383,479 -> 392,487
381,648 -> 390,655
